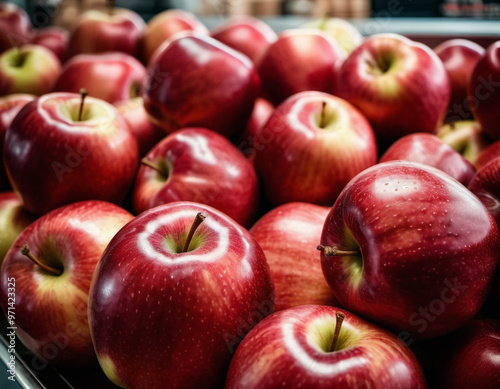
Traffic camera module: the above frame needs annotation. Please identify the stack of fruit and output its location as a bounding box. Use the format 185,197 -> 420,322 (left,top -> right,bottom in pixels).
0,2 -> 499,388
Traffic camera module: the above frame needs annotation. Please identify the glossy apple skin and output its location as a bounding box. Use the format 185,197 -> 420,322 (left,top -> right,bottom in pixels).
211,16 -> 277,63
434,39 -> 485,122
236,97 -> 274,163
0,44 -> 61,96
114,97 -> 164,157
134,127 -> 259,227
67,9 -> 145,59
144,35 -> 260,139
0,2 -> 32,53
437,320 -> 500,388
257,29 -> 346,105
468,41 -> 500,141
141,9 -> 208,63
468,157 -> 500,226
254,91 -> 377,206
250,203 -> 338,311
477,139 -> 500,170
0,192 -> 35,264
225,305 -> 426,389
336,34 -> 450,146
4,92 -> 139,215
379,133 -> 476,185
31,26 -> 69,64
89,202 -> 274,389
0,94 -> 35,188
54,52 -> 146,104
320,161 -> 500,340
0,200 -> 133,365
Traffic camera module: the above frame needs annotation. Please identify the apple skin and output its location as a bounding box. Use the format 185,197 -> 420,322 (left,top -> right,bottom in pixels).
66,8 -> 145,59
468,41 -> 500,141
250,203 -> 338,311
141,9 -> 208,63
0,44 -> 61,96
211,15 -> 277,63
0,2 -> 32,53
379,133 -> 476,185
133,127 -> 259,228
54,52 -> 147,104
437,120 -> 489,167
257,29 -> 346,105
114,97 -> 165,157
3,92 -> 139,215
468,157 -> 500,226
0,200 -> 133,366
434,39 -> 485,122
89,201 -> 274,389
0,191 -> 36,265
254,91 -> 377,206
31,26 -> 69,64
320,161 -> 500,340
0,93 -> 35,189
336,34 -> 450,146
144,35 -> 260,139
225,305 -> 426,389
436,320 -> 500,388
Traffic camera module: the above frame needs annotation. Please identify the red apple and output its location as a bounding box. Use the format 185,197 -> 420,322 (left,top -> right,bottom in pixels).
477,140 -> 500,171
211,15 -> 277,63
0,93 -> 35,189
434,39 -> 485,122
114,97 -> 165,157
468,156 -> 500,226
89,201 -> 274,388
379,133 -> 476,185
66,8 -> 145,59
0,44 -> 61,96
0,191 -> 35,265
54,52 -> 146,104
3,92 -> 139,215
226,305 -> 426,389
436,320 -> 500,388
31,26 -> 69,63
257,29 -> 346,105
144,35 -> 260,139
250,202 -> 338,311
336,34 -> 450,146
437,120 -> 489,167
319,161 -> 500,340
141,9 -> 208,63
0,2 -> 32,53
133,127 -> 259,228
0,200 -> 133,365
468,41 -> 500,141
254,91 -> 377,206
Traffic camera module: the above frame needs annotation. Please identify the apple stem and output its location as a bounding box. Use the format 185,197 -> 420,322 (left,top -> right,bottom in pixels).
317,245 -> 359,257
21,245 -> 62,276
183,212 -> 206,253
141,158 -> 169,177
330,312 -> 345,352
319,101 -> 327,128
78,88 -> 87,122
108,0 -> 115,15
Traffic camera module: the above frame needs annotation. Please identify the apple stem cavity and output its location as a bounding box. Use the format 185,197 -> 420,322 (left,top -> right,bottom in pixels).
317,245 -> 359,257
183,212 -> 206,253
141,158 -> 169,177
78,88 -> 87,122
330,312 -> 345,352
319,101 -> 328,128
21,245 -> 62,276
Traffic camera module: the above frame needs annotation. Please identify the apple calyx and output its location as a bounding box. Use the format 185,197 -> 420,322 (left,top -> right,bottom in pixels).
182,212 -> 206,253
20,245 -> 62,276
141,158 -> 169,178
330,312 -> 345,352
78,88 -> 88,122
317,245 -> 359,257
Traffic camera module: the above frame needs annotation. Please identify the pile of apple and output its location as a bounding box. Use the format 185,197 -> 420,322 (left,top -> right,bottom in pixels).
0,1 -> 499,388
